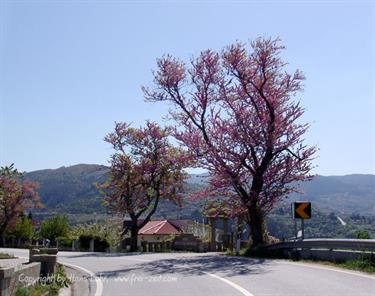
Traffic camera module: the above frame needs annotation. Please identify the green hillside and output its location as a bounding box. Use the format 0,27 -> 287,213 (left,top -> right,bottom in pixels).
25,164 -> 109,214
24,164 -> 375,238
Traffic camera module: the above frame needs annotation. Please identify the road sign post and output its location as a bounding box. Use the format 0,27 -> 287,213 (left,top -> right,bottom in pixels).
292,202 -> 311,241
301,219 -> 305,240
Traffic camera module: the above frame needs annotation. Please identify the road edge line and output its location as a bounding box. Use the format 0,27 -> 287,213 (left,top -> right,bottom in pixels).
18,256 -> 103,296
61,261 -> 103,296
121,256 -> 255,296
201,271 -> 255,296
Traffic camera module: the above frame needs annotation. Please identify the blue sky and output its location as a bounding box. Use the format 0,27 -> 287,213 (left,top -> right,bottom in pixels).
0,0 -> 374,175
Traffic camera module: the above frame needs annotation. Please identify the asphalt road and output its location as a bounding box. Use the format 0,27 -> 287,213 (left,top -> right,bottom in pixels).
2,248 -> 375,296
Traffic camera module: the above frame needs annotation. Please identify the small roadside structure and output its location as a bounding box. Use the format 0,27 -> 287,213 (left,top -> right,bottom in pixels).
138,220 -> 188,246
137,219 -> 210,252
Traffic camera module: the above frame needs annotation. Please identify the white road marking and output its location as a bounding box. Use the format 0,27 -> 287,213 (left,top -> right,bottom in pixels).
277,260 -> 375,280
11,250 -> 375,295
62,261 -> 104,296
122,256 -> 255,296
17,254 -> 103,296
201,271 -> 255,296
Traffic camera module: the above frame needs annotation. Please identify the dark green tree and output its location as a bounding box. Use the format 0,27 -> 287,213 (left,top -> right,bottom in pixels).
9,215 -> 33,240
355,230 -> 371,239
40,214 -> 70,243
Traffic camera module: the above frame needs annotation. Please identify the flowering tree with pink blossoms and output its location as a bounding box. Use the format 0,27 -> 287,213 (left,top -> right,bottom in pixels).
0,164 -> 40,246
143,38 -> 316,247
101,121 -> 190,251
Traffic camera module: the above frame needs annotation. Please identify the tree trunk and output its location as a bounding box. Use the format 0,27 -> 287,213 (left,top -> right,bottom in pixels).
130,225 -> 138,252
248,202 -> 265,247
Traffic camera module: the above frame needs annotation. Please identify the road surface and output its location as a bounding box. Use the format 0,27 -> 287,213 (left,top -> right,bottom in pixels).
2,248 -> 375,296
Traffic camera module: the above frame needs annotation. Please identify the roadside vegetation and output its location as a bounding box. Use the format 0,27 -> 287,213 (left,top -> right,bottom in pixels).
1,212 -> 117,252
299,257 -> 375,274
267,205 -> 375,240
15,264 -> 70,296
335,257 -> 375,273
226,244 -> 375,274
0,252 -> 15,259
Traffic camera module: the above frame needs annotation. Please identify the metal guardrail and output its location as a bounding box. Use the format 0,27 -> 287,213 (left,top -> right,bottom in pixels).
266,239 -> 375,252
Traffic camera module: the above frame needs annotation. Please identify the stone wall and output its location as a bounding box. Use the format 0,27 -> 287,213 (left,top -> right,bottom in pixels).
1,262 -> 41,296
1,248 -> 58,296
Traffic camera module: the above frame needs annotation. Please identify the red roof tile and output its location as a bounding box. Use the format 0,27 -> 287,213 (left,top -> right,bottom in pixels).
138,220 -> 183,235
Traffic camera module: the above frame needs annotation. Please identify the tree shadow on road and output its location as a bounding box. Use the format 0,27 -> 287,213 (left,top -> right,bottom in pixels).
95,255 -> 272,279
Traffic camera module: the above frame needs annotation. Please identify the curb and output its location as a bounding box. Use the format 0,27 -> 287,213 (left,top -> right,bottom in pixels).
59,262 -> 99,296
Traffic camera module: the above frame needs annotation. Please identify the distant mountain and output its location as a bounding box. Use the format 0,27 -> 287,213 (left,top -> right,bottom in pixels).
289,175 -> 375,215
24,164 -> 206,217
25,164 -> 109,213
24,164 -> 375,217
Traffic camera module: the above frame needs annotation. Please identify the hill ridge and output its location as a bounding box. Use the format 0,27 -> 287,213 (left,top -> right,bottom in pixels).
24,164 -> 375,216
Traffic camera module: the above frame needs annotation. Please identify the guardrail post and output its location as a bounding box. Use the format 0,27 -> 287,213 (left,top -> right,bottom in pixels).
209,217 -> 216,251
72,239 -> 77,251
301,220 -> 305,240
89,239 -> 94,252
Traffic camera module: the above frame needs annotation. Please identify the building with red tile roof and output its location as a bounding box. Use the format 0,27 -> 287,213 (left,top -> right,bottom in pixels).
137,219 -> 192,246
138,220 -> 182,235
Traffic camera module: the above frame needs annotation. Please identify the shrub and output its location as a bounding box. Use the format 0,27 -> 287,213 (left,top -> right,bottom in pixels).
78,234 -> 109,251
78,234 -> 93,250
242,245 -> 285,259
93,236 -> 110,252
15,287 -> 29,296
57,236 -> 72,248
355,230 -> 371,239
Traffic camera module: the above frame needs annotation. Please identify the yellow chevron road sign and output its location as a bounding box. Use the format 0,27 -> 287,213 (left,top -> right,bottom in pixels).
292,202 -> 311,219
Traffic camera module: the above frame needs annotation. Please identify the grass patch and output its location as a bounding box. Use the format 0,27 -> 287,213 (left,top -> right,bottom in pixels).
300,257 -> 375,274
0,252 -> 15,259
339,257 -> 375,273
15,264 -> 70,296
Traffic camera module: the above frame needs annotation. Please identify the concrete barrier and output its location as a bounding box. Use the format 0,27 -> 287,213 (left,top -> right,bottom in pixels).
31,255 -> 57,276
0,267 -> 14,296
1,247 -> 59,295
0,262 -> 41,296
